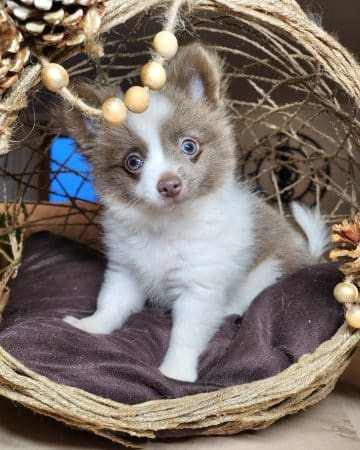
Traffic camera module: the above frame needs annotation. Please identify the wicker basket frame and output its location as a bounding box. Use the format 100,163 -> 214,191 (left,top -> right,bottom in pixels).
0,323 -> 357,447
0,0 -> 360,447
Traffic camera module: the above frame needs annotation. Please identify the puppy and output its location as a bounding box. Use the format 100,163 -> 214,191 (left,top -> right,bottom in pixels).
61,43 -> 328,382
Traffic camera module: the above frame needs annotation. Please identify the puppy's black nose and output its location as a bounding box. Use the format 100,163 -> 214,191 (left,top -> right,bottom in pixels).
157,175 -> 182,198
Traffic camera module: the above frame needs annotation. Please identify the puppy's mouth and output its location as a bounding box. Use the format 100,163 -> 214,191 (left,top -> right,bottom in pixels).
160,193 -> 187,207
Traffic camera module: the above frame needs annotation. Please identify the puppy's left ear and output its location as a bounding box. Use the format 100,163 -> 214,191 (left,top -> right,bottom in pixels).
166,42 -> 225,106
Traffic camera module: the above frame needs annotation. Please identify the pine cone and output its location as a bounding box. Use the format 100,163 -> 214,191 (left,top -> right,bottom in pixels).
329,214 -> 360,260
0,7 -> 30,95
330,213 -> 360,284
6,0 -> 105,48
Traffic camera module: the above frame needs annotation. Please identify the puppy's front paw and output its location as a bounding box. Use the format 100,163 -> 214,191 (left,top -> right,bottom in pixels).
159,358 -> 198,383
63,315 -> 113,334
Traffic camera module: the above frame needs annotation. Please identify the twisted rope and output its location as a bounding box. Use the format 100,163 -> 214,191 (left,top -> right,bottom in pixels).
0,322 -> 357,447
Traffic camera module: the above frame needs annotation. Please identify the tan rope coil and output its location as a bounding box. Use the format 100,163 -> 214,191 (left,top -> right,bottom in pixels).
0,324 -> 358,447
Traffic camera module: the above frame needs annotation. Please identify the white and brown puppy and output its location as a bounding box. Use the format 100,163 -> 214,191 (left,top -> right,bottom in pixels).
61,43 -> 328,382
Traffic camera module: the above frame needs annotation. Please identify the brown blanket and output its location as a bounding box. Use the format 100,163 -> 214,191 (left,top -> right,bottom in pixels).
0,232 -> 344,404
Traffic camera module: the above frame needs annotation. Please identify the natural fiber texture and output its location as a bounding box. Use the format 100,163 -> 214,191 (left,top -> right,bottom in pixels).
1,0 -> 360,154
0,324 -> 358,447
39,0 -> 185,119
1,0 -> 360,446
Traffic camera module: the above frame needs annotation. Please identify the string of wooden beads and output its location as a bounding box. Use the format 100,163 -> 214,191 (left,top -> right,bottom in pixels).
40,28 -> 178,125
333,280 -> 360,328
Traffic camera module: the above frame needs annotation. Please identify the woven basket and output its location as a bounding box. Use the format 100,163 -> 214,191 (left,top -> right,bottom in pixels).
0,0 -> 360,447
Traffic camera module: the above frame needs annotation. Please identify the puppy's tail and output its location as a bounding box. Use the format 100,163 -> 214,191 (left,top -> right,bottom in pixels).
291,202 -> 329,260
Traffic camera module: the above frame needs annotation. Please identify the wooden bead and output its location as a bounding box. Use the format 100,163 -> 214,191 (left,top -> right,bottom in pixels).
346,305 -> 360,328
152,31 -> 178,59
101,97 -> 127,125
124,86 -> 149,113
141,62 -> 166,90
41,63 -> 69,92
333,281 -> 359,304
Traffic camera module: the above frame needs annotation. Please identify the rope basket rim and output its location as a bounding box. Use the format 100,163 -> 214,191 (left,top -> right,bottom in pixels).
0,311 -> 358,446
1,0 -> 360,447
1,0 -> 360,156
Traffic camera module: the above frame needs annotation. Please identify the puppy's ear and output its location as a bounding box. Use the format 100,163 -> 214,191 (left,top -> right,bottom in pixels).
166,42 -> 225,106
55,81 -> 118,156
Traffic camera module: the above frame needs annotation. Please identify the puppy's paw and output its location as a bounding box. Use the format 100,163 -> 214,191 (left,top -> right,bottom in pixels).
159,359 -> 198,383
63,315 -> 113,334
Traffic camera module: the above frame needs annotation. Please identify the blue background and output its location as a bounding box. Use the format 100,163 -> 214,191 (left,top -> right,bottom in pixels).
49,137 -> 96,202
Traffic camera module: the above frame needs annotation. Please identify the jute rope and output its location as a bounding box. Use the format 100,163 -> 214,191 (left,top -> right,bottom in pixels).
0,322 -> 358,447
1,0 -> 360,155
1,0 -> 360,446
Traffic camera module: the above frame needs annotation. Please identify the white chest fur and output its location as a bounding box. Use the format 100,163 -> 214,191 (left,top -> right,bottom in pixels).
102,181 -> 255,306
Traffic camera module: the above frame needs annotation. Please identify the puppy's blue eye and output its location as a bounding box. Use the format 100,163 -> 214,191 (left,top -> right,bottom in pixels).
181,139 -> 199,156
125,154 -> 143,173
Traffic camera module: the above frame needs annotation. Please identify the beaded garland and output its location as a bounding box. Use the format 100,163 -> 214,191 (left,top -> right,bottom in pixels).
333,280 -> 360,329
41,28 -> 178,125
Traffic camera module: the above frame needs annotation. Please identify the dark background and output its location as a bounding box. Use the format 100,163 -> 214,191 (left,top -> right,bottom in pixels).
298,0 -> 360,55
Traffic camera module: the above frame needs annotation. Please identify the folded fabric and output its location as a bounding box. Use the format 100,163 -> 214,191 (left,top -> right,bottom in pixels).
0,231 -> 344,404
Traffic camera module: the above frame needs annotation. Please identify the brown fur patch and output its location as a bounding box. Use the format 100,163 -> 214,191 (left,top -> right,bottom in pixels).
165,43 -> 227,106
251,201 -> 315,274
159,92 -> 235,198
57,81 -> 151,204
